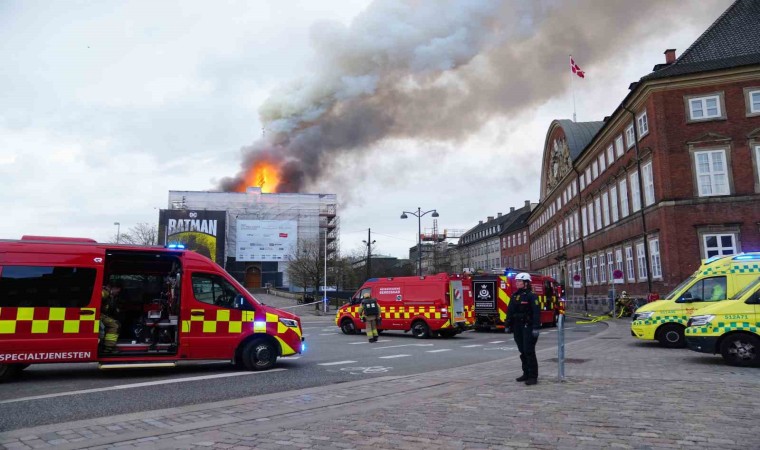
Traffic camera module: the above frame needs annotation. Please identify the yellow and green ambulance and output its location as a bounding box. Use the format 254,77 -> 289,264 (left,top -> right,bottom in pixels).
685,273 -> 760,367
630,253 -> 760,348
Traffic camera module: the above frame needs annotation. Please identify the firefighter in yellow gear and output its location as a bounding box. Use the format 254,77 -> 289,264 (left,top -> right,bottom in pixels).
358,292 -> 381,343
100,281 -> 123,354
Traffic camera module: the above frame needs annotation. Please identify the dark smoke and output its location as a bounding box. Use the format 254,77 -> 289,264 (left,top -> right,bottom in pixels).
219,0 -> 729,193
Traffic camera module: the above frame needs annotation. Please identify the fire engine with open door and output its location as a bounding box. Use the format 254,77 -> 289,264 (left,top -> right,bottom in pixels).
335,273 -> 474,338
0,236 -> 304,382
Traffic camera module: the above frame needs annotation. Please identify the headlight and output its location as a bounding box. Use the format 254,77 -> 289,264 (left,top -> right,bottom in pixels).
279,318 -> 299,328
688,315 -> 715,327
633,311 -> 654,320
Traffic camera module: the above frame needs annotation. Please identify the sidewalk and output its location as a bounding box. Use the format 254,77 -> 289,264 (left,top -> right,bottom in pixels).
1,319 -> 758,449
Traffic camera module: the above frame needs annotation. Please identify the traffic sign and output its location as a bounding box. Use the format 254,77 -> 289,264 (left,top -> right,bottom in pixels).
613,269 -> 624,284
572,274 -> 582,288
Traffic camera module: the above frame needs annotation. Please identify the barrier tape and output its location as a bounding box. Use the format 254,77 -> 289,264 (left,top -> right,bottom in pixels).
278,300 -> 327,310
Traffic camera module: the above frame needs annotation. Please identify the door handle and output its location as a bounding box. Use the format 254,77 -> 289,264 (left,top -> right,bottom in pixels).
191,311 -> 204,317
80,310 -> 95,316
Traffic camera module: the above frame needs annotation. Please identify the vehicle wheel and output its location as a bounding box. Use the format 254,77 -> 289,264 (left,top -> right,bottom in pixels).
0,364 -> 21,383
340,318 -> 356,335
720,333 -> 760,367
657,324 -> 686,348
242,339 -> 278,371
411,320 -> 430,339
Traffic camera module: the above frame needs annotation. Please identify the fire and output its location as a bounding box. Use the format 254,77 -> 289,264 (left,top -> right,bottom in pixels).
241,160 -> 282,193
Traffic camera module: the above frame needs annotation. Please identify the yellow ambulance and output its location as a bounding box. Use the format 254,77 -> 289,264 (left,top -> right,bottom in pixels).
630,253 -> 760,348
685,273 -> 760,367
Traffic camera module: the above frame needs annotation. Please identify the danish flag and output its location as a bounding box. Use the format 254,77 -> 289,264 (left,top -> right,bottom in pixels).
570,56 -> 585,78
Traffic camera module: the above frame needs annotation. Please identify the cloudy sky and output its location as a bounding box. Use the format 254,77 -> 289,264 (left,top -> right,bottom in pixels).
0,0 -> 732,258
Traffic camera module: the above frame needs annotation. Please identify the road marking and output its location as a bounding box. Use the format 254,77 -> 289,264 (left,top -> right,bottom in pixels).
489,341 -> 506,344
461,344 -> 483,348
317,360 -> 357,366
348,341 -> 369,345
0,369 -> 287,405
282,356 -> 301,359
378,354 -> 410,359
319,333 -> 334,336
373,343 -> 434,350
426,349 -> 451,353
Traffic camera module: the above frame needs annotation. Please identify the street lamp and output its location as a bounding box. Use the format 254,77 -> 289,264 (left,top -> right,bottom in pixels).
362,228 -> 376,280
400,207 -> 439,276
114,222 -> 120,244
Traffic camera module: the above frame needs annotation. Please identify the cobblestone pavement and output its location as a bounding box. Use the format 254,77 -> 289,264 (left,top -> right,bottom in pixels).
1,319 -> 757,449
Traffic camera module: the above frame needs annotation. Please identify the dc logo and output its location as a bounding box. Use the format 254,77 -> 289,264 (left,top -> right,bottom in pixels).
189,212 -> 198,218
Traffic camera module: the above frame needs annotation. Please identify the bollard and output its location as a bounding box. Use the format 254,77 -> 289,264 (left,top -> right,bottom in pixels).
557,298 -> 566,382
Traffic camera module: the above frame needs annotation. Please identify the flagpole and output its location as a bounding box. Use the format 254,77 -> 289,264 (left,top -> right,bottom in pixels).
570,54 -> 577,122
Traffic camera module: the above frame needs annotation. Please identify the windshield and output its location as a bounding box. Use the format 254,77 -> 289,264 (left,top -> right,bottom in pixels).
730,276 -> 760,300
665,276 -> 696,300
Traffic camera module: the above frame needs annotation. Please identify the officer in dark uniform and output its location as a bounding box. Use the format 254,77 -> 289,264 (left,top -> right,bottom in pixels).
507,272 -> 541,385
100,280 -> 123,354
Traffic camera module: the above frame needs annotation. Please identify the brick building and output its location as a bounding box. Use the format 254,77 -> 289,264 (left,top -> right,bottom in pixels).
529,0 -> 760,310
500,202 -> 534,271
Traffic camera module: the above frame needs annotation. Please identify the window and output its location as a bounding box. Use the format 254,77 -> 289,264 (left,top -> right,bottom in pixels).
192,273 -> 249,309
615,248 -> 624,273
594,196 -> 602,230
749,90 -> 760,114
602,191 -> 610,227
637,111 -> 649,137
682,277 -> 727,302
585,167 -> 591,186
689,95 -> 721,120
630,172 -> 641,212
756,146 -> 760,186
0,266 -> 96,308
625,246 -> 635,281
599,253 -> 607,283
572,182 -> 577,196
694,150 -> 729,196
636,242 -> 647,281
587,203 -> 595,234
614,135 -> 624,158
573,212 -> 579,241
517,233 -> 522,245
625,123 -> 635,149
619,179 -> 629,218
592,161 -> 599,179
606,145 -> 614,164
598,154 -> 606,173
610,185 -> 619,222
649,238 -> 662,279
607,251 -> 614,282
592,256 -> 598,284
703,233 -> 737,259
585,257 -> 591,285
580,176 -> 586,191
641,162 -> 655,206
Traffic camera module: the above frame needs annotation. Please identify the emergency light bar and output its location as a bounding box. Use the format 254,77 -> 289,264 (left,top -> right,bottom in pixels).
166,243 -> 186,250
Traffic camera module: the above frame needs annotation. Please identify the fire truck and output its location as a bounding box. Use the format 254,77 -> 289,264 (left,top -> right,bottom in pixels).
471,271 -> 561,331
335,273 -> 474,338
0,236 -> 304,382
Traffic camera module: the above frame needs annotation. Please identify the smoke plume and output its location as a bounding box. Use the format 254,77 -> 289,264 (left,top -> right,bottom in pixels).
219,0 -> 727,193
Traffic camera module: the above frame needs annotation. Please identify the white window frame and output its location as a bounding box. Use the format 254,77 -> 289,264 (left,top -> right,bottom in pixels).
592,161 -> 599,179
689,95 -> 721,120
614,135 -> 624,158
649,238 -> 662,279
749,90 -> 760,114
599,253 -> 606,283
610,185 -> 619,222
585,257 -> 591,286
592,256 -> 598,284
636,242 -> 647,281
594,196 -> 602,230
615,248 -> 624,273
637,111 -> 649,138
625,246 -> 635,282
581,206 -> 588,237
642,161 -> 655,206
607,251 -> 614,282
587,202 -> 595,234
585,167 -> 592,186
606,145 -> 614,165
598,153 -> 606,173
703,233 -> 737,259
630,172 -> 641,212
602,191 -> 610,227
625,123 -> 635,149
694,149 -> 730,197
619,178 -> 629,218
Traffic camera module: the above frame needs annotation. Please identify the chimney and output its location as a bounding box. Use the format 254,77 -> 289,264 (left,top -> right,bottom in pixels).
487,216 -> 494,222
664,49 -> 676,64
524,200 -> 531,208
479,220 -> 483,225
510,207 -> 515,212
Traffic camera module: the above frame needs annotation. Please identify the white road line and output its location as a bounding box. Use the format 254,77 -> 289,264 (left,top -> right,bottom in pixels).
348,342 -> 369,345
282,356 -> 301,359
378,354 -> 410,359
372,343 -> 433,350
461,344 -> 483,348
319,333 -> 334,336
426,349 -> 451,353
317,360 -> 357,366
489,341 -> 506,344
0,369 -> 287,405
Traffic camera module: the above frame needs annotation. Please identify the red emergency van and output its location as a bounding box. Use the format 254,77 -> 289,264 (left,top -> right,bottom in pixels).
0,236 -> 304,382
471,272 -> 561,331
335,273 -> 474,338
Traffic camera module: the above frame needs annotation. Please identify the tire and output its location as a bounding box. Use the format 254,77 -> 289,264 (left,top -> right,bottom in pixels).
242,339 -> 278,371
411,320 -> 430,339
0,364 -> 21,383
340,318 -> 357,335
720,333 -> 760,367
657,324 -> 686,348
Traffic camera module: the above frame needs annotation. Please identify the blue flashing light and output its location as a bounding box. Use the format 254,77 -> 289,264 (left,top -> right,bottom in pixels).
366,278 -> 379,282
703,255 -> 724,265
733,254 -> 760,261
167,243 -> 186,250
301,342 -> 307,353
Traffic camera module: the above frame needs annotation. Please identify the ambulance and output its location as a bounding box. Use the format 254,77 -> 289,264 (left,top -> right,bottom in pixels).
335,273 -> 474,338
631,253 -> 760,348
685,266 -> 760,367
0,236 -> 304,382
471,271 -> 561,331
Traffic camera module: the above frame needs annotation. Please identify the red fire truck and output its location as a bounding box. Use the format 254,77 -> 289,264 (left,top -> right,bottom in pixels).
335,273 -> 475,338
0,236 -> 304,382
471,271 -> 561,331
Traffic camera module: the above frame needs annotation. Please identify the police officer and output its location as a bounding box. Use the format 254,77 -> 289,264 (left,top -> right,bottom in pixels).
100,281 -> 123,354
507,273 -> 541,385
358,292 -> 381,343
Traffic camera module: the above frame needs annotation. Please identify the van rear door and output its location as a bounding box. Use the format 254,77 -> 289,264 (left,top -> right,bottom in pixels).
449,280 -> 466,324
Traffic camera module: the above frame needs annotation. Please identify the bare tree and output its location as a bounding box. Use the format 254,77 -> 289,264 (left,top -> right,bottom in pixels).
287,238 -> 324,295
110,223 -> 159,245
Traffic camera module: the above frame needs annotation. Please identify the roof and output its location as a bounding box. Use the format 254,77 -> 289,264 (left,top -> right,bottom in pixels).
555,120 -> 605,161
459,203 -> 533,245
642,0 -> 760,81
503,208 -> 532,233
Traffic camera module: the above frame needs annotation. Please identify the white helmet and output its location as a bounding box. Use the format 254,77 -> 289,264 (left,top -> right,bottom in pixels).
515,272 -> 531,282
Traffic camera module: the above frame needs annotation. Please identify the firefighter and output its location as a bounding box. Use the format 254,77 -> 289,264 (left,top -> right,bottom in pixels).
358,292 -> 381,343
100,280 -> 123,354
507,272 -> 541,385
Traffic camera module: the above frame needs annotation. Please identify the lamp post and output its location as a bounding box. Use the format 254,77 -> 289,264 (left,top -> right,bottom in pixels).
323,229 -> 328,313
400,207 -> 439,276
114,222 -> 121,244
362,228 -> 376,280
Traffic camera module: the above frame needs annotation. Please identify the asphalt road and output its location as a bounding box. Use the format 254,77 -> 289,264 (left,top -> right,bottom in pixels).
0,312 -> 604,432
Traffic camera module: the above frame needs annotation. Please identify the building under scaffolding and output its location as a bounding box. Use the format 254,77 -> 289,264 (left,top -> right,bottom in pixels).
160,187 -> 338,290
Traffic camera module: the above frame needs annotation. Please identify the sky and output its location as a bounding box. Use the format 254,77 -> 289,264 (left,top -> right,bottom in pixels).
0,0 -> 733,259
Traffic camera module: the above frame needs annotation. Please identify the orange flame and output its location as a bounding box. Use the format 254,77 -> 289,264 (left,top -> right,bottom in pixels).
241,161 -> 282,193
